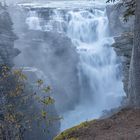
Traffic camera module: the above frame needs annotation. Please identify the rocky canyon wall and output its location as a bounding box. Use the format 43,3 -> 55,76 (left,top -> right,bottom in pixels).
0,3 -> 20,67
0,4 -> 60,140
107,2 -> 134,99
0,3 -> 21,140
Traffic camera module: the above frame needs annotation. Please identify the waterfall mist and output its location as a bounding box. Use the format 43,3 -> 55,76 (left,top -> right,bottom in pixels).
9,0 -> 125,133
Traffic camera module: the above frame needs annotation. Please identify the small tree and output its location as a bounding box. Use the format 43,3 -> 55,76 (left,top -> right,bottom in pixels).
0,65 -> 60,139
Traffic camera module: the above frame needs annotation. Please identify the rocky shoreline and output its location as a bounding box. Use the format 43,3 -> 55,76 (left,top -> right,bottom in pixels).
54,108 -> 140,140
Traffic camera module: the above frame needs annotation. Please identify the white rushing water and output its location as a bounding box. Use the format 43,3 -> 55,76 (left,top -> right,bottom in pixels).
60,8 -> 124,130
17,1 -> 125,131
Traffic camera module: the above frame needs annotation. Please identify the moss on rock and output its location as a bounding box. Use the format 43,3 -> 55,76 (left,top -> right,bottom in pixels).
54,120 -> 96,140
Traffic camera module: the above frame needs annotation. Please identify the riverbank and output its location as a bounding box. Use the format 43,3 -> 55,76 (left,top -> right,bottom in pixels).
54,108 -> 140,140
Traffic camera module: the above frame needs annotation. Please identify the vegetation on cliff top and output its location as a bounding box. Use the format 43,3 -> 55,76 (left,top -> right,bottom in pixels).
0,65 -> 59,139
54,120 -> 96,140
54,108 -> 140,140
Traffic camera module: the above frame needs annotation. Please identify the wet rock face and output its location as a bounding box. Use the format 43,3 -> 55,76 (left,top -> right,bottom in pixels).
112,32 -> 133,96
107,2 -> 134,98
0,4 -> 20,67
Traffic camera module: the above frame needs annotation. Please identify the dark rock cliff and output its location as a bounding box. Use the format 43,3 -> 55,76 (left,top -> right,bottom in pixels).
0,3 -> 21,140
112,32 -> 133,97
0,3 -> 20,67
107,2 -> 134,99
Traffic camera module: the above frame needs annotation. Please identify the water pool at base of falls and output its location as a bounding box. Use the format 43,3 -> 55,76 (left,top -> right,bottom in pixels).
14,1 -> 125,131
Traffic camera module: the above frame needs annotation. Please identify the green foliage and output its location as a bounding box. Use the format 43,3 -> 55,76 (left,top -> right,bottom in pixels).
36,79 -> 44,87
107,0 -> 135,21
41,97 -> 55,106
54,120 -> 97,140
0,65 -> 59,139
123,0 -> 135,21
43,86 -> 51,93
13,69 -> 27,81
41,110 -> 47,119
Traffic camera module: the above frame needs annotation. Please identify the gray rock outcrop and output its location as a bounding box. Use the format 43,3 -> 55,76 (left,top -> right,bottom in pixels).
0,4 -> 20,67
107,3 -> 134,97
112,32 -> 133,96
107,2 -> 134,99
0,3 -> 21,140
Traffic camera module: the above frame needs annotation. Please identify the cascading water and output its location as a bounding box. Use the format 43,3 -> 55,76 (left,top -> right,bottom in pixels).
13,1 -> 125,131
60,8 -> 125,130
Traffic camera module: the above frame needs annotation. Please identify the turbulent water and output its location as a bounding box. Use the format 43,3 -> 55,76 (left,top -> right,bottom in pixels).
12,0 -> 125,131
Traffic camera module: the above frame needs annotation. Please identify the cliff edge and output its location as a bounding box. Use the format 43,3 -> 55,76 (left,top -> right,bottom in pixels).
54,108 -> 140,140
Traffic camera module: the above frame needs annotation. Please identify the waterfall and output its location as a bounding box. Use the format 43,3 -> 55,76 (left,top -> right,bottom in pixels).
13,1 -> 125,131
60,8 -> 125,130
